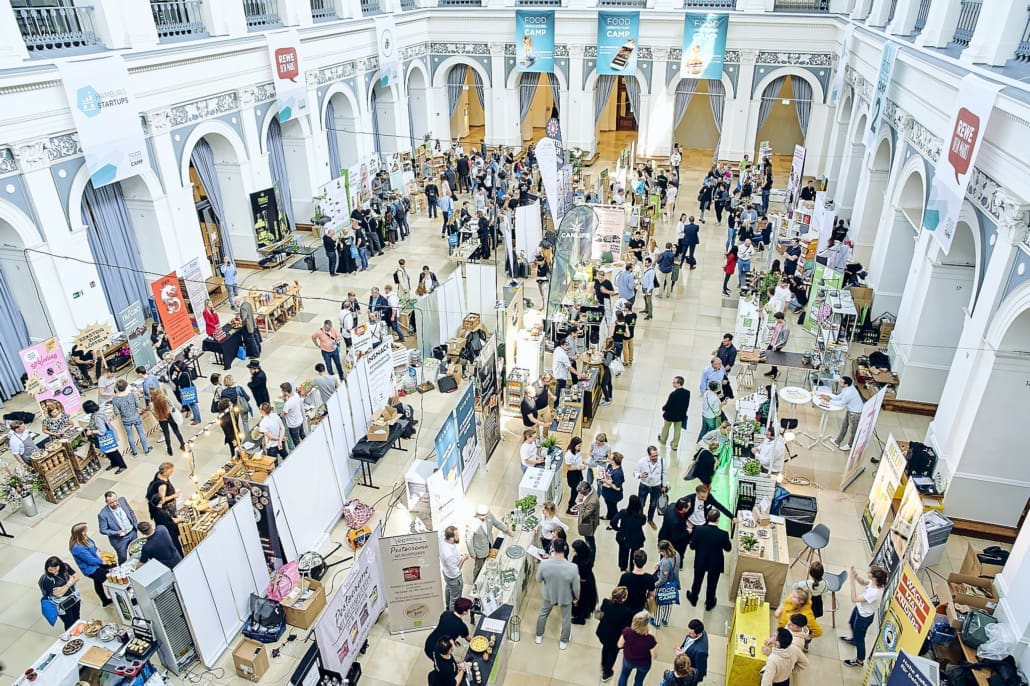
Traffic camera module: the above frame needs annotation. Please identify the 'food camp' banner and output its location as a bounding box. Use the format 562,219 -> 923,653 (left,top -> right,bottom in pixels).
266,30 -> 307,123
150,272 -> 194,350
681,13 -> 729,81
597,12 -> 639,76
19,338 -> 83,415
516,10 -> 555,73
379,531 -> 444,633
58,56 -> 149,188
864,42 -> 898,148
923,75 -> 1001,254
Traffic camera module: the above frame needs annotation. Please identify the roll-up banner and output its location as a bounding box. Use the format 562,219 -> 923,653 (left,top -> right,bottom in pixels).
379,531 -> 444,633
864,42 -> 898,149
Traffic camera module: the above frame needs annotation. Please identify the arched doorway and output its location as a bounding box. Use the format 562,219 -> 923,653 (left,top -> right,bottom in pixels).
265,116 -> 310,229
668,78 -> 725,164
850,133 -> 893,264
371,81 -> 400,156
407,65 -> 430,150
755,75 -> 809,168
516,72 -> 560,143
445,64 -> 485,149
868,165 -> 923,319
183,130 -> 254,262
325,89 -> 361,177
0,218 -> 44,339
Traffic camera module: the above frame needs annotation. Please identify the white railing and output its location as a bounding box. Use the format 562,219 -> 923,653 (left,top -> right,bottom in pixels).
15,5 -> 101,54
151,1 -> 206,41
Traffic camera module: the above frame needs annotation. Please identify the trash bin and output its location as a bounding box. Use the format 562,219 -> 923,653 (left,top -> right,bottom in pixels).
780,495 -> 817,537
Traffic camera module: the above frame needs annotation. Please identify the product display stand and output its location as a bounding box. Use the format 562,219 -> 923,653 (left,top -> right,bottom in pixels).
725,598 -> 772,686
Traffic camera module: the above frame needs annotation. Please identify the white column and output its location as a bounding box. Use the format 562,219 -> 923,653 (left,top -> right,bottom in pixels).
851,0 -> 872,21
995,524 -> 1030,675
202,0 -> 249,37
89,0 -> 158,50
566,45 -> 592,155
0,1 -> 28,67
491,44 -> 521,149
643,49 -> 675,160
961,0 -> 1026,67
281,0 -> 314,26
865,0 -> 892,27
886,0 -> 919,36
306,74 -> 333,188
915,0 -> 961,48
726,49 -> 758,162
802,102 -> 831,178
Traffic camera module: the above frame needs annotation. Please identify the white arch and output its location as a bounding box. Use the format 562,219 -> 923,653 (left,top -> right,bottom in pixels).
258,108 -> 313,156
888,153 -> 926,212
320,82 -> 363,129
836,87 -> 853,126
67,165 -> 166,231
986,280 -> 1030,350
752,66 -> 826,106
851,112 -> 868,147
0,197 -> 43,246
506,65 -> 568,91
177,119 -> 249,186
431,56 -> 491,90
583,64 -> 654,97
405,59 -> 431,91
867,125 -> 893,171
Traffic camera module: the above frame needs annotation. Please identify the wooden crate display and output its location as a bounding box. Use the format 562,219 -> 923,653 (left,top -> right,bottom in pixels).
30,446 -> 79,504
68,439 -> 102,484
738,572 -> 767,603
178,502 -> 228,555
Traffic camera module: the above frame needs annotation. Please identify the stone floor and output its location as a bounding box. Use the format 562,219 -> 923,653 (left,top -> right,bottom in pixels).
0,137 -> 989,686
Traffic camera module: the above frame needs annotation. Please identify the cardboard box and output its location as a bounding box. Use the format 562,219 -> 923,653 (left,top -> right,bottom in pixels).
283,579 -> 327,629
851,286 -> 873,313
233,639 -> 269,681
946,573 -> 998,614
961,543 -> 1006,579
946,601 -> 964,629
367,423 -> 390,441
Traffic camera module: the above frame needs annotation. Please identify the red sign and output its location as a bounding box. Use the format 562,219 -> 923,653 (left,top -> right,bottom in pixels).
151,272 -> 195,350
948,107 -> 980,184
274,47 -> 299,82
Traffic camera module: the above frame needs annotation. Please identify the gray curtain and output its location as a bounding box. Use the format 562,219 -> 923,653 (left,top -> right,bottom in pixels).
447,64 -> 468,118
471,70 -> 485,111
757,76 -> 787,135
624,76 -> 641,120
190,139 -> 235,260
0,263 -> 31,400
673,78 -> 697,130
266,119 -> 295,229
80,181 -> 150,318
371,90 -> 382,154
406,90 -> 416,155
519,72 -> 540,122
708,79 -> 726,133
594,74 -> 617,126
548,73 -> 560,115
325,100 -> 342,178
791,77 -> 813,135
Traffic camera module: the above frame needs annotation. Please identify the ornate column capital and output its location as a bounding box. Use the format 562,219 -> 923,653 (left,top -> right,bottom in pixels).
147,110 -> 172,134
652,47 -> 670,63
14,140 -> 47,172
489,42 -> 506,57
738,49 -> 759,64
567,44 -> 584,59
994,189 -> 1030,248
237,87 -> 256,109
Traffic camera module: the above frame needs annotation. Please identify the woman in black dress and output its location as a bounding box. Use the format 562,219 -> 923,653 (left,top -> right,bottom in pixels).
217,399 -> 239,457
146,462 -> 178,519
150,494 -> 185,557
571,539 -> 598,625
611,494 -> 647,573
595,586 -> 634,682
337,231 -> 356,275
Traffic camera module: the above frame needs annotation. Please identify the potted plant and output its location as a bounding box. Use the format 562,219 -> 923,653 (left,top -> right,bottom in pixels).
1,464 -> 43,517
740,532 -> 759,555
742,459 -> 762,477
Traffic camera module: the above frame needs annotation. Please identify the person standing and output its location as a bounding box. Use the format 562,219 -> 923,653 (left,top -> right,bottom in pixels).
423,598 -> 473,659
311,320 -> 345,378
280,382 -> 305,448
641,258 -> 656,320
570,539 -> 598,625
716,334 -> 737,400
466,505 -> 513,579
618,550 -> 657,615
247,359 -> 270,406
596,587 -> 635,682
622,302 -> 637,366
697,181 -> 713,224
658,376 -> 691,450
440,526 -> 468,612
615,263 -> 637,307
311,364 -> 339,405
97,491 -> 137,564
394,259 -> 412,298
202,299 -> 220,336
576,481 -> 600,555
753,426 -> 786,476
236,295 -> 260,358
783,238 -> 802,278
633,446 -> 667,526
652,540 -> 681,628
220,257 -> 239,305
6,420 -> 40,467
150,388 -> 185,456
425,179 -> 440,218
842,565 -> 888,668
600,452 -> 626,521
149,493 -> 184,558
146,462 -> 178,519
323,228 -> 338,276
534,539 -> 580,650
258,402 -> 286,459
617,611 -> 658,686
69,523 -> 113,606
111,380 -> 151,456
656,244 -> 676,298
721,246 -> 738,297
536,501 -> 568,555
681,217 -> 700,269
761,627 -> 808,686
83,400 -> 128,474
138,521 -> 183,569
699,358 -> 724,399
675,620 -> 710,683
564,437 -> 587,514
737,239 -> 755,290
658,497 -> 691,568
39,557 -> 81,630
611,495 -> 647,574
825,376 -> 864,451
764,311 -> 791,380
699,381 -> 723,441
687,509 -> 731,611
384,284 -> 405,342
438,190 -> 454,236
551,338 -> 578,402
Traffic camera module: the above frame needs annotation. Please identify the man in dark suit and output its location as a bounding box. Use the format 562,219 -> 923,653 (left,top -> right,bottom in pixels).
138,521 -> 183,569
658,497 -> 691,569
687,509 -> 732,611
657,376 -> 690,450
680,216 -> 701,269
675,619 -> 710,682
97,491 -> 138,564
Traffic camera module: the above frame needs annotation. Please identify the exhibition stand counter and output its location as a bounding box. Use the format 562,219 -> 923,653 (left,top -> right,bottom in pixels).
728,513 -> 790,603
22,620 -> 162,686
725,599 -> 771,686
473,526 -> 540,615
462,604 -> 514,686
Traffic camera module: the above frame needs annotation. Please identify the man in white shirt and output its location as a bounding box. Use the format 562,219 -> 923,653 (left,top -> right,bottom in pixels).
7,420 -> 40,466
393,259 -> 411,298
280,382 -> 306,449
440,526 -> 468,611
633,445 -> 668,527
824,376 -> 864,451
339,306 -> 356,349
384,284 -> 405,342
258,404 -> 286,459
640,257 -> 657,321
551,338 -> 578,402
752,427 -> 786,475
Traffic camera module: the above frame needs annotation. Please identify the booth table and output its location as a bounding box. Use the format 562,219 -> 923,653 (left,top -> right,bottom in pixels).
518,462 -> 563,509
349,419 -> 410,488
549,403 -> 582,444
725,599 -> 772,686
729,514 -> 790,603
473,526 -> 540,615
804,389 -> 846,449
23,622 -> 160,686
201,324 -> 244,370
462,604 -> 514,686
763,351 -> 813,387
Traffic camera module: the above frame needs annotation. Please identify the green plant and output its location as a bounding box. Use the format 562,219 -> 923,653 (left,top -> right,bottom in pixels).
0,464 -> 42,504
540,435 -> 558,450
515,495 -> 537,513
740,532 -> 759,552
742,459 -> 762,477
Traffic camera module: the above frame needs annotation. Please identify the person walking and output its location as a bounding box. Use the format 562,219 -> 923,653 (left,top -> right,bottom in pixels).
652,540 -> 681,628
150,388 -> 185,456
611,495 -> 647,574
687,509 -> 731,611
440,526 -> 468,612
576,481 -> 600,555
596,587 -> 635,683
111,379 -> 151,456
600,452 -> 626,521
721,246 -> 738,296
681,217 -> 700,269
657,376 -> 691,450
571,539 -> 598,625
534,539 -> 580,650
617,611 -> 658,686
633,445 -> 667,526
311,320 -> 345,378
69,523 -> 113,606
83,400 -> 128,474
825,376 -> 864,451
675,620 -> 710,683
699,381 -> 723,441
842,565 -> 888,668
171,359 -> 201,425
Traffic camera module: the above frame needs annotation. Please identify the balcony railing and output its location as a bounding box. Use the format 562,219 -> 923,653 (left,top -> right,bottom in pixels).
773,0 -> 829,10
400,0 -> 417,9
685,0 -> 735,7
360,0 -> 382,14
151,1 -> 206,41
243,0 -> 281,29
517,0 -> 561,5
953,0 -> 982,46
15,5 -> 101,54
437,0 -> 482,5
1017,7 -> 1030,61
914,0 -> 931,32
598,0 -> 647,7
887,0 -> 897,23
310,0 -> 336,20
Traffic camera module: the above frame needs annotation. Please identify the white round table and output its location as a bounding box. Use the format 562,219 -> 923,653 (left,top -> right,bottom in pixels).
804,388 -> 846,449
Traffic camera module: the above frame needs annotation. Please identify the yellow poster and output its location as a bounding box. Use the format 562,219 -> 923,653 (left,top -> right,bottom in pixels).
864,564 -> 934,686
861,434 -> 905,549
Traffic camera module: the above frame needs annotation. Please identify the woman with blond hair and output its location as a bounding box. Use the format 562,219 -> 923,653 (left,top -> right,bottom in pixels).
150,387 -> 185,456
775,587 -> 823,639
587,432 -> 610,486
69,523 -> 113,606
617,610 -> 658,686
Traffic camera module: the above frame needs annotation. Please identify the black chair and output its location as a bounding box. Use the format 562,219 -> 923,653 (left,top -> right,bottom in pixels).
780,418 -> 799,461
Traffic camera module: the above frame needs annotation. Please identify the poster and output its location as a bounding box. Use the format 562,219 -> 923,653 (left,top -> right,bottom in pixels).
266,30 -> 307,123
891,479 -> 923,541
811,191 -> 835,254
319,171 -> 352,230
315,528 -> 386,676
535,137 -> 565,230
427,470 -> 461,534
905,514 -> 931,572
223,476 -> 287,570
117,300 -> 158,370
924,75 -> 1001,253
830,24 -> 854,106
787,144 -> 807,207
597,12 -> 639,76
250,186 -> 290,249
475,341 -> 501,460
181,257 -> 207,332
375,15 -> 401,88
378,532 -> 444,633
364,341 -> 394,414
801,263 -> 843,335
18,338 -> 83,415
150,271 -> 194,350
515,10 -> 555,73
885,652 -> 936,686
861,433 -> 906,550
680,13 -> 729,81
864,565 -> 934,686
455,384 -> 481,493
58,55 -> 149,188
864,42 -> 899,149
435,411 -> 460,483
841,387 -> 887,491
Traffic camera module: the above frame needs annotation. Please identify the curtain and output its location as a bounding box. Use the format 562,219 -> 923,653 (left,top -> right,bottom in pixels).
447,64 -> 468,118
325,100 -> 342,178
266,118 -> 295,229
371,90 -> 382,154
0,263 -> 31,400
548,73 -> 560,116
190,139 -> 235,260
594,74 -> 617,126
708,79 -> 726,133
519,72 -> 540,122
471,69 -> 485,111
757,76 -> 787,135
406,90 -> 416,155
791,76 -> 813,135
673,78 -> 697,130
81,181 -> 150,318
624,76 -> 641,121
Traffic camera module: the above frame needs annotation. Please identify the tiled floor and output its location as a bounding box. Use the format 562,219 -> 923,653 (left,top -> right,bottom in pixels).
0,141 -> 987,686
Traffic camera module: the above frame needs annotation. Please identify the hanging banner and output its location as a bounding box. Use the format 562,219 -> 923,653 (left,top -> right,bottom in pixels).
455,384 -> 481,492
315,528 -> 386,676
118,300 -> 158,370
364,342 -> 394,414
250,186 -> 289,249
924,75 -> 1001,254
840,386 -> 887,491
597,12 -> 640,76
535,137 -> 566,230
811,191 -> 835,254
680,13 -> 729,81
475,341 -> 501,460
181,257 -> 207,332
151,272 -> 194,350
801,263 -> 843,335
58,55 -> 149,188
864,565 -> 934,686
861,433 -> 906,550
223,476 -> 287,570
864,42 -> 899,149
19,338 -> 83,415
379,531 -> 444,634
830,24 -> 854,106
515,10 -> 555,73
375,15 -> 401,88
265,30 -> 308,123
786,144 -> 807,208
435,411 -> 461,484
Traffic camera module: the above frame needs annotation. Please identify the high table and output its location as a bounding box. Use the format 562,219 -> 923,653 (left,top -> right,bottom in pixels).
777,386 -> 811,432
462,604 -> 514,686
762,351 -> 813,387
805,389 -> 846,449
472,526 -> 540,615
725,599 -> 772,686
728,513 -> 790,603
518,451 -> 563,509
201,324 -> 244,370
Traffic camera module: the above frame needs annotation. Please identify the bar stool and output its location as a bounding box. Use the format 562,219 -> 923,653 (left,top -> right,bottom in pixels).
780,418 -> 799,461
790,523 -> 830,570
824,569 -> 849,627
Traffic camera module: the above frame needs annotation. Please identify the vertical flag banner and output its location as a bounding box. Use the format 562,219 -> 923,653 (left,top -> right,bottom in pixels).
375,16 -> 401,88
597,12 -> 640,76
151,272 -> 194,350
118,300 -> 158,370
266,30 -> 307,123
924,75 -> 1001,254
435,411 -> 460,484
455,384 -> 481,492
19,338 -> 83,415
864,42 -> 898,148
831,24 -> 854,106
58,56 -> 149,188
681,13 -> 729,81
516,11 -> 555,73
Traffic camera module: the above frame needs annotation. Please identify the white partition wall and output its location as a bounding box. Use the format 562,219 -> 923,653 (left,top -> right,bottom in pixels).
465,263 -> 497,324
325,391 -> 358,497
437,273 -> 467,343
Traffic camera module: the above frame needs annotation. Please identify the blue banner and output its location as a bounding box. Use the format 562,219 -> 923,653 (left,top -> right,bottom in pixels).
435,411 -> 460,481
597,11 -> 639,76
516,10 -> 555,73
681,13 -> 729,81
455,385 -> 480,491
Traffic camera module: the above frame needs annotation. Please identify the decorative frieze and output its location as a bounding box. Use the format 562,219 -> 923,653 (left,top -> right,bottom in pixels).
637,47 -> 652,61
167,91 -> 239,128
312,57 -> 378,87
430,42 -> 490,56
906,118 -> 942,165
584,46 -> 597,59
14,140 -> 48,172
254,82 -> 276,103
400,43 -> 428,60
993,189 -> 1030,249
0,148 -> 16,175
724,50 -> 740,64
147,111 -> 172,134
44,133 -> 81,163
968,167 -> 1008,223
669,48 -> 682,63
756,51 -> 832,66
555,45 -> 569,58
504,43 -> 516,57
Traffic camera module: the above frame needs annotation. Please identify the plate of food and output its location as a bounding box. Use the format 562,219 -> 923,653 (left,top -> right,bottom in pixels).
505,545 -> 525,559
63,638 -> 84,656
469,636 -> 490,653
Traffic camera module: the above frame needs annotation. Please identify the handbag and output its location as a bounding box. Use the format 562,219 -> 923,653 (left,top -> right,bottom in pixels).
97,429 -> 118,453
961,610 -> 998,649
655,458 -> 669,512
237,345 -> 247,360
40,596 -> 59,626
266,561 -> 300,602
180,385 -> 198,405
655,580 -> 681,606
610,357 -> 625,375
683,446 -> 703,481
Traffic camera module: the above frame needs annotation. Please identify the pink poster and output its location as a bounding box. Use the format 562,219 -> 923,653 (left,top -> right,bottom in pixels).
18,338 -> 83,415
